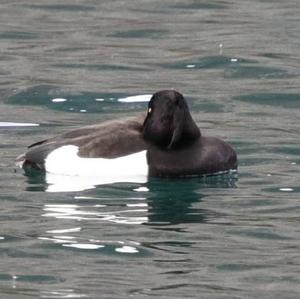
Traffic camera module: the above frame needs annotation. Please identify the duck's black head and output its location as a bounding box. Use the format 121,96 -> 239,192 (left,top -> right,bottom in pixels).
143,90 -> 201,149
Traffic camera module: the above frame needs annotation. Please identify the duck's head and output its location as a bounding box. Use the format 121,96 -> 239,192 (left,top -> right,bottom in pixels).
143,90 -> 200,149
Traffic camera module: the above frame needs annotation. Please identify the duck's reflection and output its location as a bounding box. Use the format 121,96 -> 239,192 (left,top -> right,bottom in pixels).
40,175 -> 237,224
146,179 -> 206,225
146,176 -> 237,225
42,201 -> 148,224
38,175 -> 236,253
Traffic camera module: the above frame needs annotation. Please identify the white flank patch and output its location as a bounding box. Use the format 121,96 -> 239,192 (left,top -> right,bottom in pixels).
118,94 -> 152,103
45,145 -> 148,192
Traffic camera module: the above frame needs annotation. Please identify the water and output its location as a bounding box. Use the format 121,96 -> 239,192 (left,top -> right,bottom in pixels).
0,0 -> 300,298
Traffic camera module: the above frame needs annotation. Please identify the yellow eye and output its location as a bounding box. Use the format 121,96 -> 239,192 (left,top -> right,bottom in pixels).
148,107 -> 152,114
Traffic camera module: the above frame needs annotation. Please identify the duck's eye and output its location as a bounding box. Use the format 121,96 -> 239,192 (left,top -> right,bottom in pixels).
148,107 -> 152,114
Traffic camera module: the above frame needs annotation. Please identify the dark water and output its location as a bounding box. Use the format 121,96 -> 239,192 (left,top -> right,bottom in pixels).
1,0 -> 300,298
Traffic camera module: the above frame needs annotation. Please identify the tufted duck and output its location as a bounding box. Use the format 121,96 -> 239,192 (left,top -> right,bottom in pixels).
17,90 -> 237,179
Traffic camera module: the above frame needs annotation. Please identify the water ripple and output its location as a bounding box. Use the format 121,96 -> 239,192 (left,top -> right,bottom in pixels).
42,203 -> 148,224
234,93 -> 300,109
7,85 -> 149,113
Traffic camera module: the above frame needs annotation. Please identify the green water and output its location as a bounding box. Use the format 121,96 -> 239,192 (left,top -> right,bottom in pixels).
0,0 -> 300,298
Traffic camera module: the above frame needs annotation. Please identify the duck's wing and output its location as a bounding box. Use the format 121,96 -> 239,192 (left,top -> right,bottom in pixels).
18,115 -> 146,170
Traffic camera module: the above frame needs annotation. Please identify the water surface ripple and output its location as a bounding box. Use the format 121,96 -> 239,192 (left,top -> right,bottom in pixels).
0,0 -> 300,298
